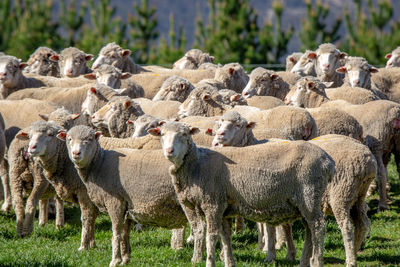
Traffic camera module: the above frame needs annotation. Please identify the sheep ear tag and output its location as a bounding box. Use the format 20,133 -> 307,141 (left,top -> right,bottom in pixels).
385,54 -> 392,59
205,128 -> 214,135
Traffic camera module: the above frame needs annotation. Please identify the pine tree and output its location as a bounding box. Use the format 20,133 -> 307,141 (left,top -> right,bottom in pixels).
0,0 -> 15,52
129,0 -> 159,64
298,0 -> 342,51
59,0 -> 86,47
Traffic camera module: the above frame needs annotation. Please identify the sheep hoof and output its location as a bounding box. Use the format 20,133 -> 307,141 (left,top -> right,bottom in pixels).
275,241 -> 284,250
134,223 -> 144,232
1,202 -> 11,213
109,258 -> 122,267
186,234 -> 194,245
56,224 -> 64,230
78,246 -> 87,251
264,254 -> 276,263
121,257 -> 130,265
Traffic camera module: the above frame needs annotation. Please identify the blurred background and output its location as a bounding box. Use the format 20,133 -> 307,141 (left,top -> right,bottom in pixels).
2,0 -> 400,67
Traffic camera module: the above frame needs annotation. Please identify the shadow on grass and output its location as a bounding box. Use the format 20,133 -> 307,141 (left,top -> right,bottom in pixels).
0,262 -> 72,267
324,256 -> 345,264
358,254 -> 400,264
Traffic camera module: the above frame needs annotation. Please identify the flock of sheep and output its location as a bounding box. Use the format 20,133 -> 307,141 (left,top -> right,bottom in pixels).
0,41 -> 400,267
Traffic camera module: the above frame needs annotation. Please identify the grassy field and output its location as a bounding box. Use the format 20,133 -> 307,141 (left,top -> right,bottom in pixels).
0,159 -> 399,266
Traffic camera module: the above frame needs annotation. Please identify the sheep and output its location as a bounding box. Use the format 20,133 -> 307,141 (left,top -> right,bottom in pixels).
241,67 -> 290,100
24,46 -> 60,77
9,107 -> 79,236
130,114 -> 161,138
149,121 -> 335,267
284,76 -> 379,108
91,96 -> 144,138
314,43 -> 347,87
152,75 -> 194,102
98,134 -> 161,150
198,62 -> 221,70
217,89 -> 246,106
58,47 -> 93,78
245,96 -> 284,110
214,62 -> 249,93
173,49 -> 214,70
62,125 -> 198,266
276,71 -> 301,86
16,121 -> 99,251
92,42 -> 146,74
285,52 -> 303,72
385,46 -> 400,68
371,67 -> 400,103
290,50 -> 318,77
336,56 -> 387,99
134,97 -> 181,119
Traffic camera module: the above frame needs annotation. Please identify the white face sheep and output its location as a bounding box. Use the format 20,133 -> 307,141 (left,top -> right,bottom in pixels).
172,49 -> 214,70
241,67 -> 289,100
152,75 -> 195,102
215,62 -> 249,93
336,56 -> 378,88
285,52 -> 303,72
24,47 -> 60,77
285,76 -> 330,108
130,114 -> 161,138
0,56 -> 27,93
149,121 -> 334,267
315,43 -> 347,87
58,47 -> 93,78
83,64 -> 131,88
290,50 -> 317,77
385,47 -> 400,68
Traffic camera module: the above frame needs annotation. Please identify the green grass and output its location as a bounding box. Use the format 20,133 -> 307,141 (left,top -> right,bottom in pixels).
0,159 -> 399,266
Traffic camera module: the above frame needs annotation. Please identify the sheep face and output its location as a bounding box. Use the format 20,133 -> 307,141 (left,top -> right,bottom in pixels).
316,44 -> 346,76
178,88 -> 217,118
285,77 -> 324,108
25,47 -> 59,76
65,126 -> 100,169
242,68 -> 281,98
148,122 -> 199,168
16,121 -> 62,159
153,76 -> 194,102
212,112 -> 255,147
84,64 -> 131,88
336,57 -> 378,88
290,51 -> 317,76
0,56 -> 26,87
285,52 -> 303,72
386,48 -> 400,68
92,43 -> 131,70
59,47 -> 93,78
132,115 -> 160,138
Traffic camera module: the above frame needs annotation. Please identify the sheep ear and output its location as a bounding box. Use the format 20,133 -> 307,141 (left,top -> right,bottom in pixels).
90,87 -> 97,94
205,128 -> 214,136
392,119 -> 400,129
228,68 -> 234,74
270,74 -> 279,81
126,120 -> 134,126
336,66 -> 347,73
323,81 -> 334,88
210,56 -> 214,62
203,93 -> 211,101
385,53 -> 392,59
85,54 -> 94,61
158,121 -> 166,126
56,130 -> 66,141
307,81 -> 315,89
95,132 -> 101,140
121,49 -> 131,58
230,94 -> 241,102
189,127 -> 200,135
308,52 -> 317,59
289,56 -> 295,63
123,100 -> 131,109
84,73 -> 96,80
49,54 -> 59,61
148,127 -> 161,136
339,52 -> 347,59
247,121 -> 256,129
71,113 -> 80,120
39,114 -> 49,121
19,62 -> 28,70
369,67 -> 379,73
120,72 -> 131,80
16,131 -> 29,140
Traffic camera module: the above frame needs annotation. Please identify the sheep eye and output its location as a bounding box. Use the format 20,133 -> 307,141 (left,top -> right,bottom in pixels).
48,133 -> 54,137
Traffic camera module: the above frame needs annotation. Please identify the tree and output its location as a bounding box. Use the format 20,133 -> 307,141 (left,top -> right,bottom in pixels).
59,0 -> 86,47
298,0 -> 342,51
129,0 -> 159,64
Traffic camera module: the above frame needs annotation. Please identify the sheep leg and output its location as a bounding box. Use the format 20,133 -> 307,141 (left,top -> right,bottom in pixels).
281,224 -> 296,261
376,155 -> 389,211
0,160 -> 11,212
121,217 -> 132,265
171,226 -> 185,250
10,170 -> 24,236
234,216 -> 244,233
257,222 -> 265,250
351,199 -> 371,253
219,218 -> 235,267
306,213 -> 326,267
332,205 -> 356,267
299,218 -> 313,267
264,225 -> 276,263
38,199 -> 49,226
78,195 -> 98,251
107,202 -> 126,267
205,210 -> 224,267
182,206 -> 205,263
55,196 -> 65,229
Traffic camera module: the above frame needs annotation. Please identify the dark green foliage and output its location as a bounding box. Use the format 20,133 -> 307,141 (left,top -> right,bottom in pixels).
59,0 -> 86,47
298,0 -> 342,51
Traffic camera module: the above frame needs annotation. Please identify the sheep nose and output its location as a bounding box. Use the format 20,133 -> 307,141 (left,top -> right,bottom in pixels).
66,69 -> 73,75
73,151 -> 81,156
323,64 -> 330,68
242,91 -> 248,96
29,144 -> 37,150
166,148 -> 174,155
217,131 -> 225,136
352,80 -> 360,86
284,97 -> 291,105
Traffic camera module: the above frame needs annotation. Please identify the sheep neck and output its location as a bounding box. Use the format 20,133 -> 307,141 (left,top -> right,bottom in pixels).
75,143 -> 104,183
37,140 -> 68,177
169,140 -> 198,192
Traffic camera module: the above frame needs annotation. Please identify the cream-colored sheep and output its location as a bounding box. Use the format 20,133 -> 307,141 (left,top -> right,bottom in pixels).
24,46 -> 60,77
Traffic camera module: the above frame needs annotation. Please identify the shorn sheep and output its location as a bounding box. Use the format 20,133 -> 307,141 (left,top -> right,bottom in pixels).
58,47 -> 93,78
24,46 -> 60,77
385,46 -> 400,68
149,121 -> 335,267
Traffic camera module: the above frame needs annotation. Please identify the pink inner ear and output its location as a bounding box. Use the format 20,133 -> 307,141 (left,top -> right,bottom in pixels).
90,87 -> 97,94
385,54 -> 392,59
229,68 -> 234,74
289,57 -> 295,62
50,55 -> 59,61
308,53 -> 317,59
393,119 -> 400,129
127,120 -> 133,125
207,128 -> 213,134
